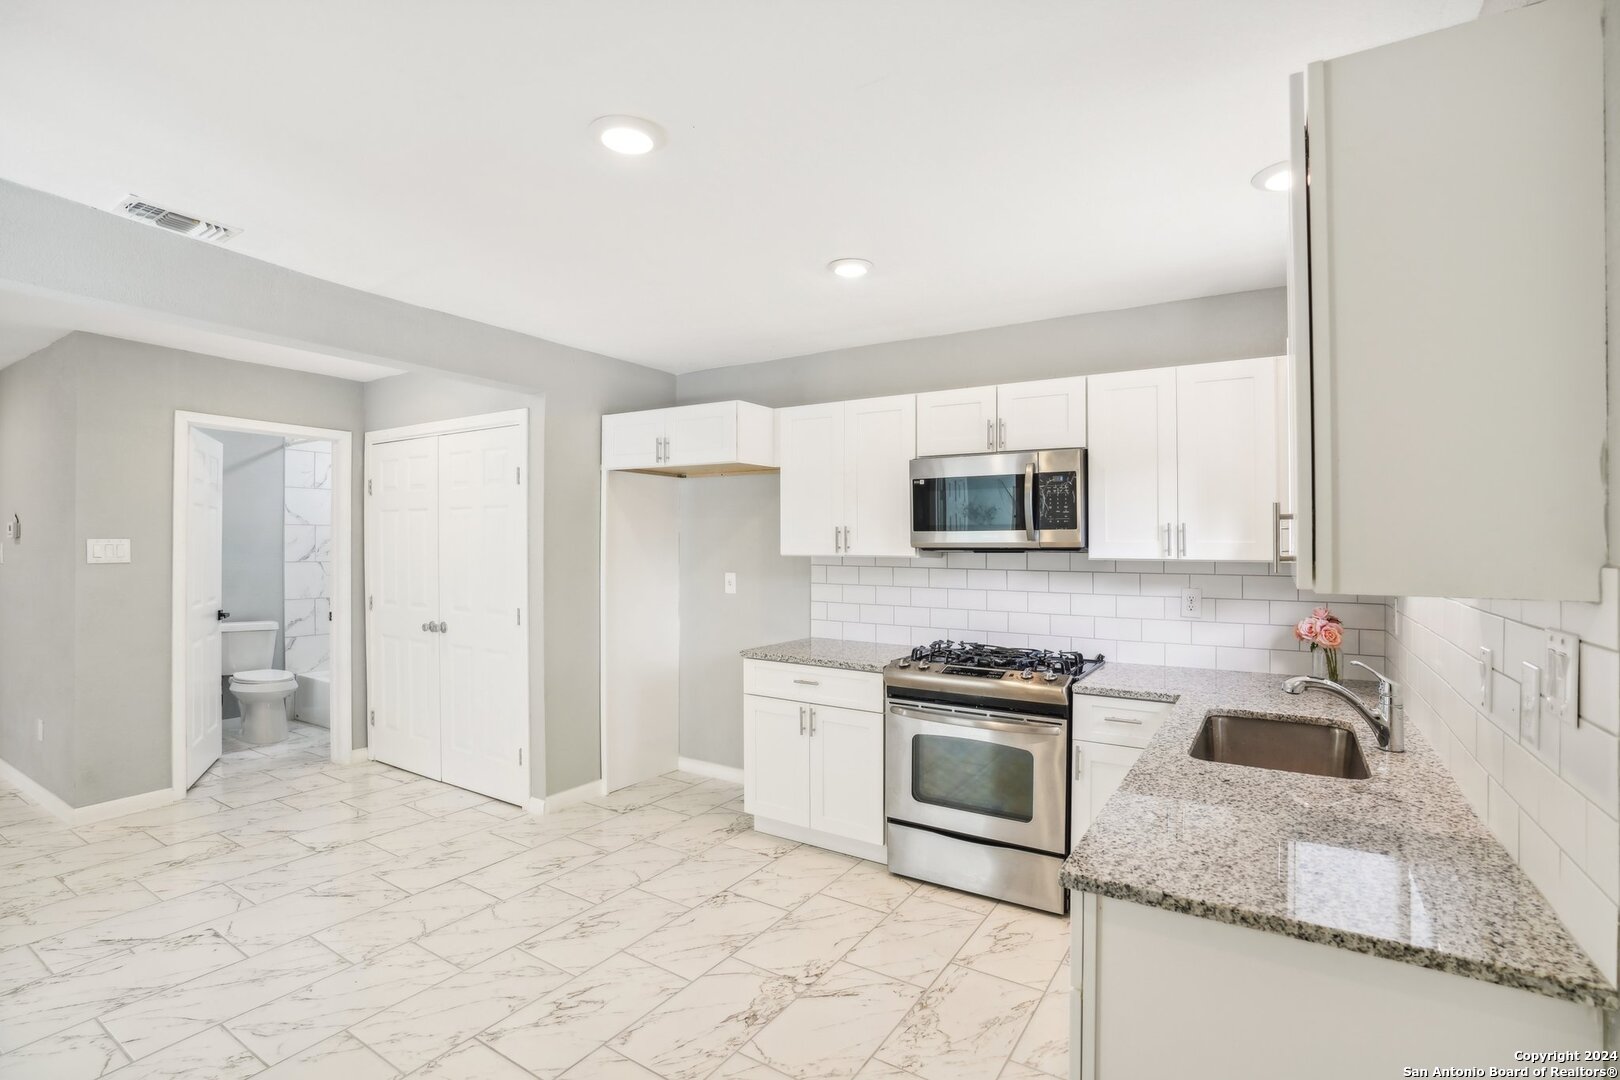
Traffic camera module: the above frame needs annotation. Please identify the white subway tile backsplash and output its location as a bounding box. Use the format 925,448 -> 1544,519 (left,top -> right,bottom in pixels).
989,591 -> 1030,613
1164,644 -> 1216,669
1117,595 -> 1164,620
928,568 -> 967,589
968,610 -> 1008,634
1027,552 -> 1070,571
827,565 -> 860,585
1006,570 -> 1048,591
1092,573 -> 1139,595
857,566 -> 893,586
1048,572 -> 1093,594
1027,593 -> 1069,615
1586,805 -> 1619,903
1117,642 -> 1164,665
1008,612 -> 1051,636
946,589 -> 987,610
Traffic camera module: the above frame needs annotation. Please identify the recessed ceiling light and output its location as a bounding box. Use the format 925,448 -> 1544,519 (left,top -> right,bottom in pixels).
590,115 -> 665,156
1251,162 -> 1293,192
828,258 -> 873,279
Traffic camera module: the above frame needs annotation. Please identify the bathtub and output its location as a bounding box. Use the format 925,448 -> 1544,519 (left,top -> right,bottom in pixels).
294,670 -> 330,728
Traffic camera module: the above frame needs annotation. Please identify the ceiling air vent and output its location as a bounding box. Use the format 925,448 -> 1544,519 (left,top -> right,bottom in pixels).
116,196 -> 240,243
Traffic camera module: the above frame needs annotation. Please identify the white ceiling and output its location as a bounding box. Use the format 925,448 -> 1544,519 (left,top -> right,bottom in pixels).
0,1 -> 1476,375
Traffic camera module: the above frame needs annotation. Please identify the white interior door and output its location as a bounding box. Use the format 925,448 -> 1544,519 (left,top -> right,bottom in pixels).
777,403 -> 845,556
369,437 -> 443,780
1176,357 -> 1280,563
1086,368 -> 1178,559
184,429 -> 225,789
602,470 -> 680,791
843,395 -> 917,557
437,426 -> 528,804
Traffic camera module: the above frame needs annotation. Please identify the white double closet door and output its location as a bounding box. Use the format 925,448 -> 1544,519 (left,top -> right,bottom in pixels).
368,422 -> 528,805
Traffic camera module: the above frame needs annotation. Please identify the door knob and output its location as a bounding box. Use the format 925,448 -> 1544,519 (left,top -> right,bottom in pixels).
439,621 -> 448,634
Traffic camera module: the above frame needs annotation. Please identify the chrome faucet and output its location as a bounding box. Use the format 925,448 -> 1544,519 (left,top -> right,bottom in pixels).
1283,660 -> 1405,752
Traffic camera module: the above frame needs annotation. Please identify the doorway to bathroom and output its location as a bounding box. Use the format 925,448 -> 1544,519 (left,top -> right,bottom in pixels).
169,412 -> 356,796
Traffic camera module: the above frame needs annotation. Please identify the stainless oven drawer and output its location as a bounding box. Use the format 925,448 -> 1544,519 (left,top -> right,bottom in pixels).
884,699 -> 1068,856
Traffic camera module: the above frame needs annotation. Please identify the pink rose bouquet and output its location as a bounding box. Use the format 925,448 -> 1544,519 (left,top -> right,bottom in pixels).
1294,606 -> 1344,681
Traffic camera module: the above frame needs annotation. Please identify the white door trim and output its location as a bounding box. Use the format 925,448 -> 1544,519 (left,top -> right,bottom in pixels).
171,411 -> 357,798
364,409 -> 531,806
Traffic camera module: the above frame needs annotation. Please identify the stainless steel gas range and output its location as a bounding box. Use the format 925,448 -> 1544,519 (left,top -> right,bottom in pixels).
884,640 -> 1104,914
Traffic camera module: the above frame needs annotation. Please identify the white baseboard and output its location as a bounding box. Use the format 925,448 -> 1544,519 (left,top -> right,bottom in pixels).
0,757 -> 178,826
529,778 -> 607,815
334,746 -> 372,766
753,816 -> 888,864
677,757 -> 744,785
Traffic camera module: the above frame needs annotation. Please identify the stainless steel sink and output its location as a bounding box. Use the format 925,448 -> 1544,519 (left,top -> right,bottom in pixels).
1188,713 -> 1371,780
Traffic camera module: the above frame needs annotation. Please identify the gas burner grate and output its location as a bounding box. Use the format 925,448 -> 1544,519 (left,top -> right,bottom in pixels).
908,639 -> 1104,678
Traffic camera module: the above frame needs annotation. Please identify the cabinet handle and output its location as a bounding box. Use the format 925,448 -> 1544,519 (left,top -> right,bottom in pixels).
792,678 -> 819,686
1103,715 -> 1143,725
833,526 -> 841,553
1161,523 -> 1171,558
999,417 -> 1006,450
987,419 -> 994,450
1177,523 -> 1186,558
799,706 -> 807,735
1073,749 -> 1083,780
842,525 -> 850,552
809,707 -> 817,736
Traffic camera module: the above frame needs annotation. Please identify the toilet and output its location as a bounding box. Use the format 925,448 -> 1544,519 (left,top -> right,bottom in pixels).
220,620 -> 298,745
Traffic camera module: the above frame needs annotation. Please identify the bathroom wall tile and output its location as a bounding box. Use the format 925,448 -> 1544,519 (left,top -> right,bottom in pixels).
312,451 -> 333,491
285,488 -> 332,527
285,600 -> 318,638
286,635 -> 330,676
285,450 -> 315,489
284,525 -> 318,563
286,562 -> 328,601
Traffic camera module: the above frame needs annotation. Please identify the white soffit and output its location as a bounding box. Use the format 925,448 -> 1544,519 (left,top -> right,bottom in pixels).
0,1 -> 1478,373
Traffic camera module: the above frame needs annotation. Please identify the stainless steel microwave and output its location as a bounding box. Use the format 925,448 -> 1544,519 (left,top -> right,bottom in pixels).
910,448 -> 1086,551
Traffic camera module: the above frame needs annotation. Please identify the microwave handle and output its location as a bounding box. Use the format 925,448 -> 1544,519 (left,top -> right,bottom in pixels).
1023,462 -> 1038,542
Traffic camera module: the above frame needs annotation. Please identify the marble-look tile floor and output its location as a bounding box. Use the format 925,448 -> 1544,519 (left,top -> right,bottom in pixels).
0,721 -> 1069,1079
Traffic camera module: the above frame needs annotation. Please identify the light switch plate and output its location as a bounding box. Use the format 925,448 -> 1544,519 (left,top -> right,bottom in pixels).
724,572 -> 737,595
1520,661 -> 1542,746
1179,588 -> 1203,619
86,539 -> 131,564
1545,630 -> 1580,726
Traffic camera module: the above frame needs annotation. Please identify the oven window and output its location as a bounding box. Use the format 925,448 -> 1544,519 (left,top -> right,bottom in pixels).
912,474 -> 1027,534
910,734 -> 1035,822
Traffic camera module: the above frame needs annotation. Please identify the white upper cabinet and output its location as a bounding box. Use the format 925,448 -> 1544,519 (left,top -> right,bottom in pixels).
844,395 -> 917,557
779,395 -> 916,557
995,376 -> 1087,452
916,386 -> 998,456
778,402 -> 845,556
915,377 -> 1086,456
1088,360 -> 1281,562
601,400 -> 775,473
1176,358 -> 1278,563
1290,0 -> 1606,600
1087,368 -> 1177,560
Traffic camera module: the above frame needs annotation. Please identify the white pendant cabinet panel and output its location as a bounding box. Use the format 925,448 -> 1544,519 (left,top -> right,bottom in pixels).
1175,358 -> 1279,563
915,385 -> 998,456
807,704 -> 885,846
843,395 -> 917,557
777,402 -> 845,556
1289,0 -> 1605,599
1086,368 -> 1177,559
778,396 -> 915,557
996,375 -> 1086,452
601,400 -> 775,473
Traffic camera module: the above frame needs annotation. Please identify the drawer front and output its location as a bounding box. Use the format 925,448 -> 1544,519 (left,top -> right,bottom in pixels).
1072,694 -> 1171,749
744,659 -> 883,712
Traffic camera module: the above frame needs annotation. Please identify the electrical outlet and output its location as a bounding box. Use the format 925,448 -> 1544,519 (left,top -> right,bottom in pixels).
724,572 -> 737,595
86,539 -> 131,564
1179,588 -> 1203,619
1545,630 -> 1580,726
1520,662 -> 1542,746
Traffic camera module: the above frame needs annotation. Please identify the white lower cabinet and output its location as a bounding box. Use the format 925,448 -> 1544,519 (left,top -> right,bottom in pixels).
1070,694 -> 1170,844
742,661 -> 886,859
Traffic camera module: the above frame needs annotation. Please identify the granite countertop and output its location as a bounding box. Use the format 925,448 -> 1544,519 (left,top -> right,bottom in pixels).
739,637 -> 903,674
1061,664 -> 1618,1009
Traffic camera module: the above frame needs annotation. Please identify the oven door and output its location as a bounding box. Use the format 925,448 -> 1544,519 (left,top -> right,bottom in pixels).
910,449 -> 1085,550
885,699 -> 1068,855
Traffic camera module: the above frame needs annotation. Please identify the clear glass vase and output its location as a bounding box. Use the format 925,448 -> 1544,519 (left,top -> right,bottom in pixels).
1311,647 -> 1341,682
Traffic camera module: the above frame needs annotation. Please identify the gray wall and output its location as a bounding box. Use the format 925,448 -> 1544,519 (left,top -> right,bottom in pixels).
361,370 -> 549,796
677,475 -> 809,768
0,333 -> 367,806
214,431 -> 287,678
0,344 -> 79,803
675,288 -> 1287,407
0,180 -> 676,797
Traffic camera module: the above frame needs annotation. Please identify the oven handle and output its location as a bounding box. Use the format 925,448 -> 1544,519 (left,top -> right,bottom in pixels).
887,701 -> 1064,736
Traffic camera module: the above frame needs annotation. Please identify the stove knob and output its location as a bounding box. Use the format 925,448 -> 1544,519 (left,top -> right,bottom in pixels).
1020,670 -> 1034,680
897,659 -> 911,669
1044,671 -> 1059,683
918,662 -> 931,670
